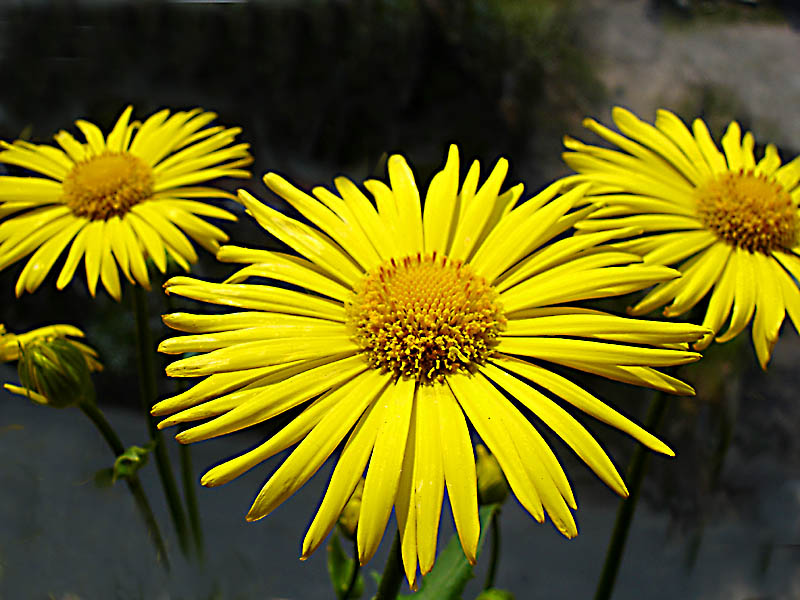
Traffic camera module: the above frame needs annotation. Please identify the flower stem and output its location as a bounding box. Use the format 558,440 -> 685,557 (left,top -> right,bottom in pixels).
375,531 -> 403,600
79,401 -> 170,569
179,425 -> 205,560
593,392 -> 670,600
132,283 -> 191,557
343,536 -> 361,599
164,290 -> 205,561
483,508 -> 501,590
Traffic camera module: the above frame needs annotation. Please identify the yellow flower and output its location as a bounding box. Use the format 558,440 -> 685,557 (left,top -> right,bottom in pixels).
562,107 -> 800,369
1,323 -> 102,405
154,145 -> 708,588
0,106 -> 252,300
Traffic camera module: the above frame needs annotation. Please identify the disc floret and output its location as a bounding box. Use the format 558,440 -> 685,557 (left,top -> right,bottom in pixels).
62,151 -> 154,220
348,253 -> 506,383
695,169 -> 799,253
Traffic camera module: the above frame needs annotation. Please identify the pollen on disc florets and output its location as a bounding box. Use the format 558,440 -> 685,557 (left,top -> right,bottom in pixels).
61,151 -> 154,220
695,169 -> 799,253
347,253 -> 506,384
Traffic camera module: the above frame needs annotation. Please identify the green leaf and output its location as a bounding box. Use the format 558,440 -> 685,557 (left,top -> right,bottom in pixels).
327,530 -> 364,599
400,504 -> 500,600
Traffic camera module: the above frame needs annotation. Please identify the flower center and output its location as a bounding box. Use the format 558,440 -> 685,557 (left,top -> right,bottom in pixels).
348,253 -> 505,384
695,170 -> 799,253
61,152 -> 154,220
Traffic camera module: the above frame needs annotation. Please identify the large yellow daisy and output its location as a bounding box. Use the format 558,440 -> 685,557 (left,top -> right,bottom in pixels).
562,107 -> 800,369
154,145 -> 708,587
0,106 -> 252,300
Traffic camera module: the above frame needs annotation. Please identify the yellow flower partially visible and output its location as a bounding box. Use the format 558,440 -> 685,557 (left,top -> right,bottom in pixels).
562,107 -> 800,369
154,145 -> 708,588
1,323 -> 102,405
0,106 -> 252,300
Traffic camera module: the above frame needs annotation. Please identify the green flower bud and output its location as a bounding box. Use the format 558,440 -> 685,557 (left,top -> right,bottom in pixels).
338,478 -> 365,540
476,444 -> 509,506
15,337 -> 96,408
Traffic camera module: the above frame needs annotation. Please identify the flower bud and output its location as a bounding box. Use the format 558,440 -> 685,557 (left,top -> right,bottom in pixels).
476,444 -> 509,506
338,478 -> 365,540
14,337 -> 96,408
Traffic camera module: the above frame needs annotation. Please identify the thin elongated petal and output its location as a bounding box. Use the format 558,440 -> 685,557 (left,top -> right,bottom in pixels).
358,378 -> 416,565
717,248 -> 757,342
501,265 -> 680,313
498,337 -> 700,368
422,145 -> 460,255
238,189 -> 363,287
476,373 -> 578,536
482,363 -> 626,496
750,253 -> 785,369
174,355 -> 367,443
246,370 -> 388,521
494,355 -> 674,454
395,397 -> 420,589
152,366 -> 290,416
447,373 -> 544,525
217,246 -> 352,302
302,395 -> 388,558
159,321 -> 346,354
265,173 -> 382,271
387,155 -> 424,254
15,219 -> 84,296
435,383 -> 479,564
413,385 -> 445,574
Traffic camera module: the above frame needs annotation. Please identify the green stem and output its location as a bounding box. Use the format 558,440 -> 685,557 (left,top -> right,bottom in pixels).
342,536 -> 361,600
593,392 -> 670,600
79,401 -> 170,569
179,426 -> 205,560
164,291 -> 205,561
483,508 -> 501,590
375,531 -> 404,600
132,283 -> 191,557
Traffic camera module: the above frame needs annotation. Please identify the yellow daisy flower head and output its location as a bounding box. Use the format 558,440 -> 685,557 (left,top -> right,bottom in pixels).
0,105 -> 253,300
562,107 -> 800,370
154,145 -> 708,587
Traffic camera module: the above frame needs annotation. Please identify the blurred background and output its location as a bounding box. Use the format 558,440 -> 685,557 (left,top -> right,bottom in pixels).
1,0 -> 800,598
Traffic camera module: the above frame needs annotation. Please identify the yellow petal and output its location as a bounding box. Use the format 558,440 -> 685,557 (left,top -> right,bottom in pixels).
494,355 -> 674,455
175,355 -> 366,443
357,377 -> 416,565
387,155 -> 424,255
435,382 -> 479,564
246,370 -> 388,521
716,248 -> 756,343
302,394 -> 387,558
447,372 -> 544,524
482,363 -> 626,496
413,385 -> 445,575
237,189 -> 363,287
